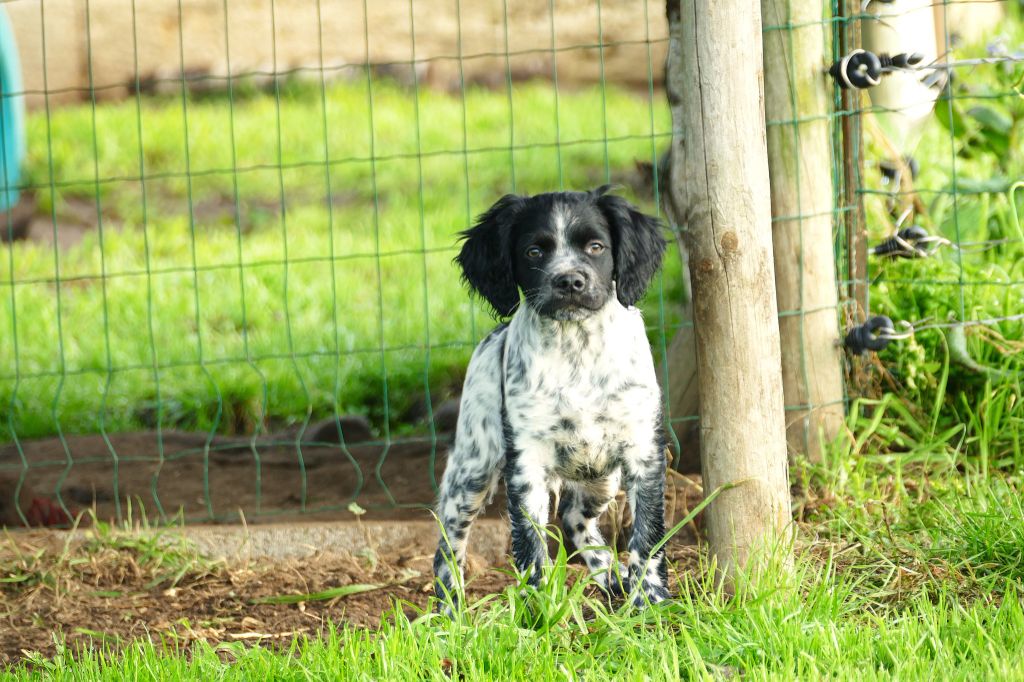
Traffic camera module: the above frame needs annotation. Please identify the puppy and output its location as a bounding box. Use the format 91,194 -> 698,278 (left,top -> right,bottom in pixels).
433,185 -> 669,608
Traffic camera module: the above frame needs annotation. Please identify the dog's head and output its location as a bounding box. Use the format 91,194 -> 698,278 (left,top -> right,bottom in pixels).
455,186 -> 667,320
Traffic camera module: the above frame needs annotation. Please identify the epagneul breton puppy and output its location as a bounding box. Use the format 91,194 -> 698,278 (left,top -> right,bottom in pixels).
433,185 -> 669,608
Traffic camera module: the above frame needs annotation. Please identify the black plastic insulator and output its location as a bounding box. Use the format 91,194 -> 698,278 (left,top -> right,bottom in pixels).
871,226 -> 931,258
844,316 -> 895,355
905,52 -> 925,67
829,50 -> 882,90
882,52 -> 925,69
880,156 -> 920,183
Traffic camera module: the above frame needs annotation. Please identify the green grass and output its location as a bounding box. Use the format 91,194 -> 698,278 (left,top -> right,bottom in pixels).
4,468 -> 1024,680
0,79 -> 680,440
6,591 -> 1023,681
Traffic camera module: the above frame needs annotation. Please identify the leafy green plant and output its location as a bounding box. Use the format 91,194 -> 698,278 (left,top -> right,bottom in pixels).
861,15 -> 1024,476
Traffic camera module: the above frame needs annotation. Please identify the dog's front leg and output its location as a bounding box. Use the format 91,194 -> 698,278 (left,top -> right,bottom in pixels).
504,448 -> 551,587
558,480 -> 624,595
625,452 -> 670,606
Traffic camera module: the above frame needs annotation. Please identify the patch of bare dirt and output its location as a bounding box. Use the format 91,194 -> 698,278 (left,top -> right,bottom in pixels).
0,531 -> 701,665
0,429 -> 706,665
0,429 -> 704,531
0,428 -> 462,527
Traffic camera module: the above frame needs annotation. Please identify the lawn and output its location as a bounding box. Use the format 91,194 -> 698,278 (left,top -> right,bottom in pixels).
0,78 -> 681,442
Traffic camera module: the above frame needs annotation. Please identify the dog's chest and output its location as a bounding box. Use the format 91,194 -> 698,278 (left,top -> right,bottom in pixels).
504,316 -> 658,482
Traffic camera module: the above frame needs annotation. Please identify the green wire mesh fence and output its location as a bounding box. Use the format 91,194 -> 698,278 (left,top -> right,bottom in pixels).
0,1 -> 1020,528
0,0 -> 679,526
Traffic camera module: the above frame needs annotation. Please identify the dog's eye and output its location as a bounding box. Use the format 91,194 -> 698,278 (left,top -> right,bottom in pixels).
585,241 -> 606,255
525,246 -> 544,259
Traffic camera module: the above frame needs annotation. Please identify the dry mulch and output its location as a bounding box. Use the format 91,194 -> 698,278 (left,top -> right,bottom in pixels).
0,528 -> 702,666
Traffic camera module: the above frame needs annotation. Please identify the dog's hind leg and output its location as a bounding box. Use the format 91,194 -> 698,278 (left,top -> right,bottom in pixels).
558,479 -> 624,594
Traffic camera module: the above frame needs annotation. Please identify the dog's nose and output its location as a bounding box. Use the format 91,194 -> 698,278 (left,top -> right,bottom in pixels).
553,271 -> 588,294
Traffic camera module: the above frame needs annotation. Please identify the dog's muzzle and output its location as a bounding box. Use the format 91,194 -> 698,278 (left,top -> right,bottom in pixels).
541,269 -> 608,319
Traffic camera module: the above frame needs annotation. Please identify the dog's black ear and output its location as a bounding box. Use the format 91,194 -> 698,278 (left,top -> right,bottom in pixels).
594,187 -> 667,307
455,194 -> 525,318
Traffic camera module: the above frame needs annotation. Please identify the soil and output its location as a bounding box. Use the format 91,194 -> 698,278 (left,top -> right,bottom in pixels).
1,428 -> 703,529
0,530 -> 505,665
0,524 -> 703,665
0,428 -> 706,665
1,428 -> 467,526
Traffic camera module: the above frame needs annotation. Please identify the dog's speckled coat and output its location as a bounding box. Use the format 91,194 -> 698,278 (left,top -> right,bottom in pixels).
433,186 -> 669,608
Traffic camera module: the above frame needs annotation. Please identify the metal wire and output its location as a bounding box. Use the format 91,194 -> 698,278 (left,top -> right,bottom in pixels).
1,1 -> 1020,527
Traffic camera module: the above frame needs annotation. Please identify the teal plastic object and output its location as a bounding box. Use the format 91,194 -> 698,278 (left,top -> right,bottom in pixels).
0,6 -> 23,212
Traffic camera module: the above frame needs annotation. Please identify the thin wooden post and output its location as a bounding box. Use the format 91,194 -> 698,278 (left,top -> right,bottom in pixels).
838,0 -> 868,315
671,0 -> 793,586
761,1 -> 846,462
660,2 -> 701,474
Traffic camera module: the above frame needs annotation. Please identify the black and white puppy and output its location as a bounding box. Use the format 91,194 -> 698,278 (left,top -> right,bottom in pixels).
433,185 -> 669,608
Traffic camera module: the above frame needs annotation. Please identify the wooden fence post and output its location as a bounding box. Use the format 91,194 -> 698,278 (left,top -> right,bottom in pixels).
670,0 -> 793,586
761,1 -> 846,461
661,2 -> 700,475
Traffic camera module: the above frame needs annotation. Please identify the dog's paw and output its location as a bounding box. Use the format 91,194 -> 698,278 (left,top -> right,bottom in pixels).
593,563 -> 630,598
434,592 -> 462,618
433,574 -> 462,616
630,581 -> 671,608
